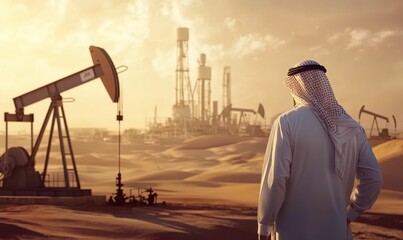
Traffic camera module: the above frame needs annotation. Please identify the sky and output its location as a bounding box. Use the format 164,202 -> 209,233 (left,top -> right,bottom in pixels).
1,0 -> 402,133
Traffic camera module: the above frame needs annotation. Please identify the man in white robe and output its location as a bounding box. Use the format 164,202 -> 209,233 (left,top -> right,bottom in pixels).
257,60 -> 383,240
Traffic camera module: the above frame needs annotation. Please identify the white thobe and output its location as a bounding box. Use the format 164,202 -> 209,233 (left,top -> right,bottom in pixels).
258,106 -> 382,240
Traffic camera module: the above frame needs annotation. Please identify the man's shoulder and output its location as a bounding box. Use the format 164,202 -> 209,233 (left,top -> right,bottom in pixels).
278,106 -> 313,120
271,107 -> 315,129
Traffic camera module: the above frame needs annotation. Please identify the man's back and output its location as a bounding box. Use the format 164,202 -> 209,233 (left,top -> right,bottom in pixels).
275,106 -> 360,239
257,60 -> 382,240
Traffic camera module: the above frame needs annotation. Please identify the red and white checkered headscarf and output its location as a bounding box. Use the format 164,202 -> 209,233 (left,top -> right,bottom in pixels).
285,60 -> 347,179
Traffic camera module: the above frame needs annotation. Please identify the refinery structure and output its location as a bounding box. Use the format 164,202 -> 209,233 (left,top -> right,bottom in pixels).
146,27 -> 267,141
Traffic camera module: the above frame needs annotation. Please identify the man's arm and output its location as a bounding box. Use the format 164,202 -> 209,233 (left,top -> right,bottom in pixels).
347,129 -> 382,222
257,116 -> 292,236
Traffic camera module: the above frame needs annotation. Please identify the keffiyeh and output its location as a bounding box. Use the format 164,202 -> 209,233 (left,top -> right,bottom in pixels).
285,60 -> 347,179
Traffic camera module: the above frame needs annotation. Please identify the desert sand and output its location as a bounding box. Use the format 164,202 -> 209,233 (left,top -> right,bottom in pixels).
0,135 -> 402,239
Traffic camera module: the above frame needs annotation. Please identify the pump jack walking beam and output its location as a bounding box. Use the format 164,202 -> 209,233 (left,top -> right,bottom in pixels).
7,46 -> 119,121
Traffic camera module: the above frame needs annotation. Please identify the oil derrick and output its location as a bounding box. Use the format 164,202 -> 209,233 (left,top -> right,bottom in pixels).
172,28 -> 193,124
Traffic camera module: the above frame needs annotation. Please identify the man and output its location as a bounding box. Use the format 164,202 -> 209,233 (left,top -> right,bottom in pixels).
257,60 -> 382,240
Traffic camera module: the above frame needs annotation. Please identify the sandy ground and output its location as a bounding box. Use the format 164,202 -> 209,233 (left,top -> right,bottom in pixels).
0,135 -> 402,239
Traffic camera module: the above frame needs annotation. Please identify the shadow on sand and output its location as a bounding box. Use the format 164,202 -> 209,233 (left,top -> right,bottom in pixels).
0,222 -> 46,239
66,203 -> 257,240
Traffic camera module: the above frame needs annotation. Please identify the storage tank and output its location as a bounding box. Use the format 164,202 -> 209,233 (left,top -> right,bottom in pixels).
198,53 -> 211,79
199,53 -> 206,66
198,66 -> 211,80
177,28 -> 189,41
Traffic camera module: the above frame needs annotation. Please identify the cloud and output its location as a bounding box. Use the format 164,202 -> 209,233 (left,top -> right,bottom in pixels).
54,26 -> 92,50
95,0 -> 151,54
347,29 -> 370,49
370,30 -> 396,45
328,28 -> 399,50
47,0 -> 69,18
196,44 -> 226,62
309,45 -> 330,58
160,0 -> 199,26
152,48 -> 176,78
231,33 -> 285,58
225,17 -> 237,32
327,32 -> 342,44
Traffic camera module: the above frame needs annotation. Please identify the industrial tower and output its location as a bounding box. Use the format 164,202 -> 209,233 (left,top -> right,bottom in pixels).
196,53 -> 212,123
173,27 -> 193,121
222,66 -> 232,128
223,66 -> 231,109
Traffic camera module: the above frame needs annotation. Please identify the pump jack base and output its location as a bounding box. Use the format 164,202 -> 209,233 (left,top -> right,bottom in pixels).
0,188 -> 91,197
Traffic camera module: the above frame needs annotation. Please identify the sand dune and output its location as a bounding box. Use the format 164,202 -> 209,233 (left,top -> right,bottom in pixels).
134,170 -> 199,181
1,201 -> 401,239
186,171 -> 260,183
1,135 -> 403,239
171,135 -> 247,150
372,139 -> 403,192
372,139 -> 403,161
0,204 -> 258,240
371,190 -> 403,215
